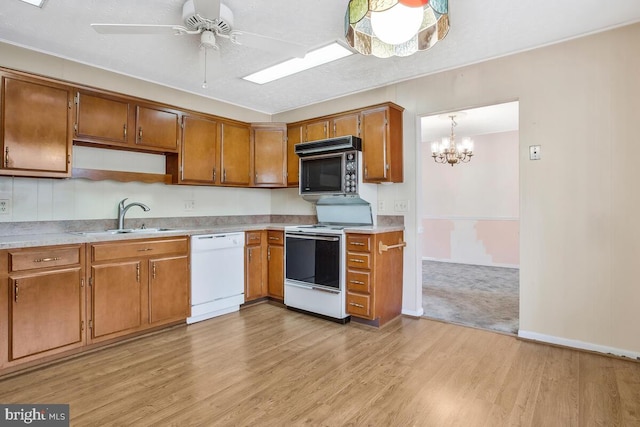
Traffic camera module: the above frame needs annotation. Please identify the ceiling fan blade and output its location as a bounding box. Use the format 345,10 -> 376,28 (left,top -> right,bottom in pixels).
91,24 -> 192,35
192,0 -> 221,20
230,31 -> 307,58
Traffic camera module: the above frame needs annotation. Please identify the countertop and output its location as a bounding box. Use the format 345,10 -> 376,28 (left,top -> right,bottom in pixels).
0,223 -> 405,249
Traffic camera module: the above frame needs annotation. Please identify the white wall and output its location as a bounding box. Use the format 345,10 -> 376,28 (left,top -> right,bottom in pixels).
275,23 -> 640,357
422,131 -> 519,267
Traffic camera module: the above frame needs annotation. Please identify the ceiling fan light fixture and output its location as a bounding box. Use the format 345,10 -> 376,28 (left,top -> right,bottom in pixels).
345,0 -> 449,58
17,0 -> 46,7
243,42 -> 353,85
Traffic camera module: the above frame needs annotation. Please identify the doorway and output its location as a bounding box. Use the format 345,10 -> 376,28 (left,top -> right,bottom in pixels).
419,101 -> 520,334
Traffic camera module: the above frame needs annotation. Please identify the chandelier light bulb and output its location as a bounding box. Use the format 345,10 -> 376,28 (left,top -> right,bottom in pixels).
370,3 -> 424,45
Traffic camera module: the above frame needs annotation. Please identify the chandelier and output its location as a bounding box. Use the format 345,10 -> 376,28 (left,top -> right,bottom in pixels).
345,0 -> 449,58
430,114 -> 474,166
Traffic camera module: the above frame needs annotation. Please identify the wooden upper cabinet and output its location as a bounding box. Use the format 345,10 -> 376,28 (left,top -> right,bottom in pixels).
252,123 -> 286,187
179,114 -> 218,184
135,104 -> 180,152
305,119 -> 330,142
1,73 -> 72,177
219,120 -> 251,186
332,112 -> 360,137
361,104 -> 403,183
75,90 -> 130,145
286,124 -> 303,187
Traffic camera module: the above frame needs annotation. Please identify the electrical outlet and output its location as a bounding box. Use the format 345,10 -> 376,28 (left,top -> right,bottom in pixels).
394,200 -> 409,212
529,145 -> 541,160
184,200 -> 195,211
378,200 -> 386,212
0,199 -> 10,215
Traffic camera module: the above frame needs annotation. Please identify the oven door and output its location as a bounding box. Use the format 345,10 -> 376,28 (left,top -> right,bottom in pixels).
299,152 -> 345,197
285,232 -> 341,291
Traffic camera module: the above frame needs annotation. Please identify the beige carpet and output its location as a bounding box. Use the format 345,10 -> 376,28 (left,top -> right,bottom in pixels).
422,260 -> 519,334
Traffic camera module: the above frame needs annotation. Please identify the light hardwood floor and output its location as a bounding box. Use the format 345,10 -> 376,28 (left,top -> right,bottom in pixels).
1,303 -> 639,426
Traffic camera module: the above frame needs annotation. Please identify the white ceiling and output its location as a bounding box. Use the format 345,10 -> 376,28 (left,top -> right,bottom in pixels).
1,0 -> 640,115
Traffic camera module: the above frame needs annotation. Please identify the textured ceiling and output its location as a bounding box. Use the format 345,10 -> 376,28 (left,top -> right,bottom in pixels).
1,0 -> 640,114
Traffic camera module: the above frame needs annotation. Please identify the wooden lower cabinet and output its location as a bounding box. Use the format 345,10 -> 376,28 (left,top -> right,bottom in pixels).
0,244 -> 85,370
88,237 -> 189,343
245,231 -> 267,301
267,231 -> 284,300
345,231 -> 404,326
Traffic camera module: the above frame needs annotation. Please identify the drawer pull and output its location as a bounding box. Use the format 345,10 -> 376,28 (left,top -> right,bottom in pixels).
349,302 -> 365,308
34,257 -> 61,263
350,280 -> 365,285
137,248 -> 153,252
350,242 -> 365,246
350,259 -> 365,263
268,236 -> 280,240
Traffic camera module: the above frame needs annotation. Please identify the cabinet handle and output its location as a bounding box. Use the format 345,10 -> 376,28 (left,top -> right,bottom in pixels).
223,169 -> 226,183
248,250 -> 252,262
267,248 -> 271,261
350,280 -> 365,285
136,264 -> 140,282
350,242 -> 365,246
34,257 -> 61,263
137,248 -> 153,252
138,127 -> 143,140
4,147 -> 8,168
213,168 -> 216,182
349,302 -> 365,308
14,281 -> 18,303
152,263 -> 156,279
123,124 -> 127,138
350,259 -> 365,263
364,166 -> 368,179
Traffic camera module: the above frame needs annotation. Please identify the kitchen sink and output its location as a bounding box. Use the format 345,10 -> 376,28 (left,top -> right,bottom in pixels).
71,228 -> 183,236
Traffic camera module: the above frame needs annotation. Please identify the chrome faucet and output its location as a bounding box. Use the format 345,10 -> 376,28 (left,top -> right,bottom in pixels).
117,198 -> 150,230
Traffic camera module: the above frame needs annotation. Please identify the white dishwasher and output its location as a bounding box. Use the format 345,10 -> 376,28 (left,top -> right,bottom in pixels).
187,232 -> 245,324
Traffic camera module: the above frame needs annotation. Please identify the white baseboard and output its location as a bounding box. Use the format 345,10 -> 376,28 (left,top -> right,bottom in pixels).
518,330 -> 640,360
402,307 -> 424,317
422,257 -> 519,269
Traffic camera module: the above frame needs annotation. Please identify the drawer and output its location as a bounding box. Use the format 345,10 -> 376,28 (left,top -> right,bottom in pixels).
92,237 -> 188,262
346,234 -> 371,252
246,231 -> 262,246
10,245 -> 81,272
347,269 -> 371,294
346,292 -> 372,319
347,252 -> 371,269
267,230 -> 284,245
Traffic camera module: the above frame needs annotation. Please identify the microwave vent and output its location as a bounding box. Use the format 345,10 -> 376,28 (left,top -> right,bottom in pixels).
295,135 -> 362,157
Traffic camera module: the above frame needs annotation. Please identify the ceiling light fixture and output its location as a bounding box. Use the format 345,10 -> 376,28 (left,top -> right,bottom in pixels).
17,0 -> 46,7
345,0 -> 449,58
243,42 -> 353,85
431,114 -> 474,166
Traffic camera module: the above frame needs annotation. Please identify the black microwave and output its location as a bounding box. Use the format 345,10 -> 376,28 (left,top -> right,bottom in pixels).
295,136 -> 362,199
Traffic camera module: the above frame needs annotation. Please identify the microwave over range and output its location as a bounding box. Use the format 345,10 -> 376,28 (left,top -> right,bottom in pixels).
295,135 -> 363,200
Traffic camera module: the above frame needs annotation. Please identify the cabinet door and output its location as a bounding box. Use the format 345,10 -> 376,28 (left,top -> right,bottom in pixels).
361,107 -> 389,182
267,244 -> 284,299
148,255 -> 189,324
9,268 -> 83,360
135,105 -> 179,152
332,112 -> 360,137
286,125 -> 303,187
220,121 -> 251,186
245,245 -> 265,301
181,115 -> 218,184
305,119 -> 329,142
253,125 -> 286,187
91,261 -> 142,339
1,75 -> 72,175
75,91 -> 130,145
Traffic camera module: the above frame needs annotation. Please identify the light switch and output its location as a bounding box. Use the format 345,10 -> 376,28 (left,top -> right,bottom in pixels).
529,145 -> 541,160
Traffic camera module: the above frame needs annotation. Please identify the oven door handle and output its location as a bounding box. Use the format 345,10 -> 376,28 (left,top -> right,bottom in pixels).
285,233 -> 340,242
312,286 -> 340,295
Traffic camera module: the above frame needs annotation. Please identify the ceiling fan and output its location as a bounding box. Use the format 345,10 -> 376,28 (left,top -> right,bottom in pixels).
91,0 -> 307,87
